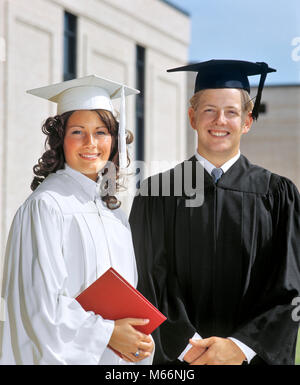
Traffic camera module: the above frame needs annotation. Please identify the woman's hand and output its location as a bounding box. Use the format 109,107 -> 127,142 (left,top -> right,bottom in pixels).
108,318 -> 154,362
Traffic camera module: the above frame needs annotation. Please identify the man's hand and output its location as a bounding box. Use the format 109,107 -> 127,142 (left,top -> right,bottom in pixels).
183,341 -> 206,363
185,337 -> 246,365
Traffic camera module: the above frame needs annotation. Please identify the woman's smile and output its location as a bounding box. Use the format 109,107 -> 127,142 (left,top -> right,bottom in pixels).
79,153 -> 101,160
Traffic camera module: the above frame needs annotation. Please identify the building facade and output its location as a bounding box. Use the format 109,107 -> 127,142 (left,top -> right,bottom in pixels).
0,0 -> 190,256
240,85 -> 300,191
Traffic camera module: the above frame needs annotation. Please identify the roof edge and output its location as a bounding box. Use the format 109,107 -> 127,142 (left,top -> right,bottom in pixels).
159,0 -> 190,17
252,83 -> 300,88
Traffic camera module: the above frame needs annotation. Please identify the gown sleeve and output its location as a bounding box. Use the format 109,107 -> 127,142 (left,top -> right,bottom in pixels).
2,195 -> 114,364
231,177 -> 300,365
129,189 -> 197,364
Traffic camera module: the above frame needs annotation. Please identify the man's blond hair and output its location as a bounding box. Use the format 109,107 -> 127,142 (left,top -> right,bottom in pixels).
189,89 -> 254,115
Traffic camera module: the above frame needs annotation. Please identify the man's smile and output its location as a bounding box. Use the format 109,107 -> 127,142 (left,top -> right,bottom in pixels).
208,129 -> 230,137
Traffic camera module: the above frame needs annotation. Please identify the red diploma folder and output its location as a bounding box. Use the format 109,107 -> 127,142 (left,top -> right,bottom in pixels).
76,267 -> 166,335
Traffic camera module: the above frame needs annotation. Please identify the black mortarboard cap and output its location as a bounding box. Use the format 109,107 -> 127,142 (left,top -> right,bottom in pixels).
167,59 -> 276,120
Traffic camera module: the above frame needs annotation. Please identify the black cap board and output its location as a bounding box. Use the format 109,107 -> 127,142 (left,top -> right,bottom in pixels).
167,59 -> 276,120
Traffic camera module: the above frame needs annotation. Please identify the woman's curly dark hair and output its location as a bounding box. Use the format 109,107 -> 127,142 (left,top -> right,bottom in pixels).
31,109 -> 133,210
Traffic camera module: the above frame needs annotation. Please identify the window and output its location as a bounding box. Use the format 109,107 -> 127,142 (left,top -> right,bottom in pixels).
259,102 -> 267,114
64,12 -> 77,81
135,45 -> 145,162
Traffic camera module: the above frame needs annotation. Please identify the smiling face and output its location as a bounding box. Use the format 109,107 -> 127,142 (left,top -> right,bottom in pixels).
188,88 -> 253,167
63,110 -> 112,181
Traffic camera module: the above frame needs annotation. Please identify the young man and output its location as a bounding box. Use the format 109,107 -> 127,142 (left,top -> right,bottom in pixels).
129,60 -> 300,365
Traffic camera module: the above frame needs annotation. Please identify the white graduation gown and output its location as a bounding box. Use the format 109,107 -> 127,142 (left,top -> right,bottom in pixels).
0,165 -> 153,365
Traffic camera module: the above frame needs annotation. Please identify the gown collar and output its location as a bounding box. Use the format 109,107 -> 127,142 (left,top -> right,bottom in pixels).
57,164 -> 102,201
188,154 -> 271,194
195,151 -> 241,175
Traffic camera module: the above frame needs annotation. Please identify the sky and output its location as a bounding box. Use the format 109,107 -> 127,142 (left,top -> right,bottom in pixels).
167,0 -> 300,86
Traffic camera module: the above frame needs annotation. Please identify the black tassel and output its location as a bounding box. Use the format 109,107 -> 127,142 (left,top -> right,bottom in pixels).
251,62 -> 269,120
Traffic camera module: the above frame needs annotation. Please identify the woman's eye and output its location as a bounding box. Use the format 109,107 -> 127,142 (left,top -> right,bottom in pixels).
71,130 -> 82,135
96,131 -> 106,135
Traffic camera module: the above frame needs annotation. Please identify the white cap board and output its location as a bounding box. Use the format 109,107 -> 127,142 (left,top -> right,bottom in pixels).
27,75 -> 140,169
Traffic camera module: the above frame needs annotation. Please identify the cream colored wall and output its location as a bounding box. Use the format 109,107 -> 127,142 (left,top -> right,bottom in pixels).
145,49 -> 187,164
1,0 -> 63,253
0,0 -> 5,256
186,71 -> 197,157
0,0 -> 190,256
240,86 -> 300,190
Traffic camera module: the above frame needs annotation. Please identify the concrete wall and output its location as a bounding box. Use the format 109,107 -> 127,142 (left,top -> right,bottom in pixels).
0,0 -> 190,255
1,0 -> 63,254
186,71 -> 197,157
241,85 -> 300,190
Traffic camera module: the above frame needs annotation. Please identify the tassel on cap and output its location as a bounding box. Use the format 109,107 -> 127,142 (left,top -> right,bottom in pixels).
251,62 -> 269,120
118,86 -> 127,169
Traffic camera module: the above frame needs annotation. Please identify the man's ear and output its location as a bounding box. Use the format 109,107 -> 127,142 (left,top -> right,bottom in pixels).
242,111 -> 253,134
188,107 -> 196,130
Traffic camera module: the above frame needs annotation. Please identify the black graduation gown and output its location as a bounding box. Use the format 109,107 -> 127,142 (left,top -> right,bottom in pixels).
129,155 -> 300,365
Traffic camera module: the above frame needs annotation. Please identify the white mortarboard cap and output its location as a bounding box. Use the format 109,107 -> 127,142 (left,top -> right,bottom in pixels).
27,75 -> 139,169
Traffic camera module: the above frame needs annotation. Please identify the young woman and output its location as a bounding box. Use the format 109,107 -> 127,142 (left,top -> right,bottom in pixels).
0,76 -> 154,365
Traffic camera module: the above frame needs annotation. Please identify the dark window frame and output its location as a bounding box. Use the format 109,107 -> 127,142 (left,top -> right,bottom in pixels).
259,102 -> 267,114
135,45 -> 145,162
63,11 -> 77,81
